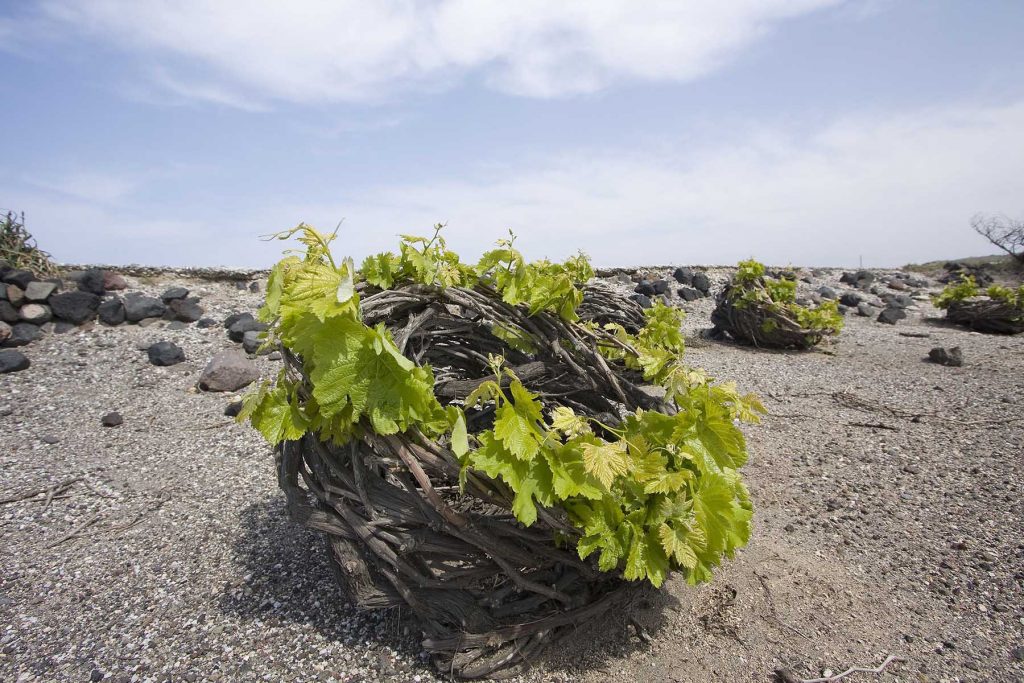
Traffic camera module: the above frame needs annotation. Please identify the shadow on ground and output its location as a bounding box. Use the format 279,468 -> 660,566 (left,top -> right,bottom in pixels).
222,495 -> 677,680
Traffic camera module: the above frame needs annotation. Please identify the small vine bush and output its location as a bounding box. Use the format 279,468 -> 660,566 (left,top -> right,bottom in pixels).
242,224 -> 764,675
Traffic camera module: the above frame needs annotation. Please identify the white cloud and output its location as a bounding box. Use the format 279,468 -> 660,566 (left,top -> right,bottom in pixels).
31,0 -> 842,105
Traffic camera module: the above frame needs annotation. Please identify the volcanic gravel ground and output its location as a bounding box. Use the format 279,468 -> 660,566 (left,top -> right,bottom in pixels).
1,270 -> 1022,682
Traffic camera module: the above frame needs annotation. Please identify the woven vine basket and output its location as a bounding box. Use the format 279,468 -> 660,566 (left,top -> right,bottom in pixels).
945,297 -> 1024,334
274,283 -> 657,678
711,296 -> 825,349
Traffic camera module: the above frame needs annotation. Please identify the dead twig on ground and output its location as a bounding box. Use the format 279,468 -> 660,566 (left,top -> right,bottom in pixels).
754,572 -> 811,641
846,421 -> 899,431
0,476 -> 82,506
796,654 -> 905,682
45,513 -> 100,548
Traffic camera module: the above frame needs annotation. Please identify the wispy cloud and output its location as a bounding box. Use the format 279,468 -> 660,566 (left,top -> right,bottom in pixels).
24,170 -> 142,204
321,100 -> 1024,267
25,0 -> 844,107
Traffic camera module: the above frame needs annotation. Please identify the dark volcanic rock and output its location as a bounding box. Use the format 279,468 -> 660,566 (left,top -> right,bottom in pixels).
677,286 -> 701,302
227,317 -> 268,343
49,291 -> 100,324
168,297 -> 204,322
147,341 -> 186,366
0,349 -> 30,373
125,296 -> 167,323
691,272 -> 712,294
628,293 -> 653,309
198,351 -> 259,392
3,323 -> 41,348
877,307 -> 907,325
248,281 -> 260,292
0,321 -> 9,344
928,346 -> 963,367
652,279 -> 670,295
1,269 -> 36,289
0,300 -> 18,323
223,312 -> 253,329
77,269 -> 107,295
242,330 -> 264,355
101,412 -> 124,427
839,292 -> 864,307
672,267 -> 694,286
97,297 -> 126,326
224,401 -> 244,418
634,280 -> 656,296
817,286 -> 837,300
196,318 -> 218,329
160,286 -> 190,302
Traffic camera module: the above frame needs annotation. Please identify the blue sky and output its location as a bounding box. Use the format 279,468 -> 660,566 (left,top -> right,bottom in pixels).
2,1 -> 1023,268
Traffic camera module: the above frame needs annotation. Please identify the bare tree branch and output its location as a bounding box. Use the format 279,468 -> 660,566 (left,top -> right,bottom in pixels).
971,212 -> 1024,265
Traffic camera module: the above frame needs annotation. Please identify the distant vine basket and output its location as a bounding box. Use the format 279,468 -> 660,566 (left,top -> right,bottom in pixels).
945,298 -> 1024,334
710,262 -> 842,349
276,283 -> 655,678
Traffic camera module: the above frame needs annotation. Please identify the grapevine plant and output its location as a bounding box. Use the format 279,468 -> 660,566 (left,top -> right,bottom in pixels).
243,224 -> 763,588
932,275 -> 1024,334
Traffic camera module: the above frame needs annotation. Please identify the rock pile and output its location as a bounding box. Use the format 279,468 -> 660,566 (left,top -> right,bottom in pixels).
0,265 -> 207,360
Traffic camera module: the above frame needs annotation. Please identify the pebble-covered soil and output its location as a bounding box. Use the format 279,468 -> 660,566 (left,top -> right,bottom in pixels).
1,269 -> 1022,683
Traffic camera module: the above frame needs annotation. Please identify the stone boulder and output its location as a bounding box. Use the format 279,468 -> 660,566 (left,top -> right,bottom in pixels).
168,297 -> 204,323
227,317 -> 269,343
6,285 -> 24,306
628,293 -> 652,309
928,346 -> 963,367
147,341 -> 186,366
3,323 -> 41,347
691,272 -> 712,295
0,349 -> 30,374
24,281 -> 57,302
839,292 -> 864,307
160,286 -> 190,302
124,296 -> 167,323
877,307 -> 907,325
18,304 -> 51,325
198,351 -> 259,392
49,291 -> 100,324
673,267 -> 694,286
97,297 -> 126,326
1,269 -> 36,289
0,300 -> 18,324
77,269 -> 107,296
633,280 -> 656,296
677,286 -> 701,302
102,271 -> 128,290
